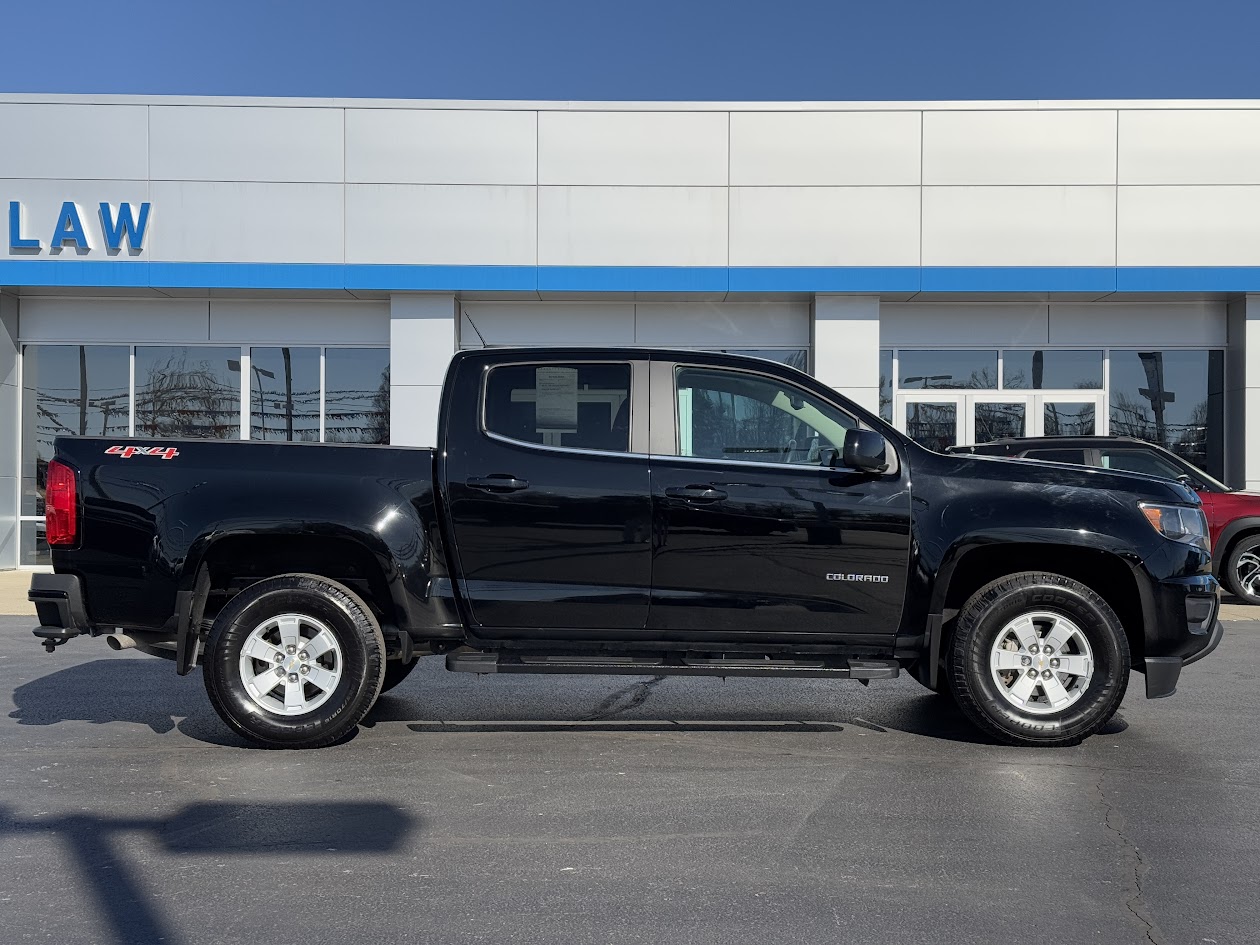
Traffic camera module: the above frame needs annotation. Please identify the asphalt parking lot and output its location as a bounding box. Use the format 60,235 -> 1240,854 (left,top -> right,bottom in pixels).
2,613 -> 1258,945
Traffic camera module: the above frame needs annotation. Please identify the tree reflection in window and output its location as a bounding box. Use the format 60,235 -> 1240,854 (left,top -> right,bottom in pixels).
134,347 -> 241,439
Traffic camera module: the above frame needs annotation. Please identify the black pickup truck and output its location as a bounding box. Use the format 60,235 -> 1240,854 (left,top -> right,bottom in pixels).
29,348 -> 1222,748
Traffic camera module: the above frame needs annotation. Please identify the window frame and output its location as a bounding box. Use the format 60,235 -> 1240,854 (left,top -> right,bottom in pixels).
477,359 -> 647,458
662,359 -> 889,474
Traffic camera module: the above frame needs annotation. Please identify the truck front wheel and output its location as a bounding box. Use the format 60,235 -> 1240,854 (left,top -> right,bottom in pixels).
203,574 -> 386,749
948,571 -> 1130,747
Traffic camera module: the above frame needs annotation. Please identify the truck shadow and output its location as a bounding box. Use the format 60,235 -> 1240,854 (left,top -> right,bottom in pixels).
8,657 -> 1126,748
0,801 -> 415,945
8,657 -> 252,747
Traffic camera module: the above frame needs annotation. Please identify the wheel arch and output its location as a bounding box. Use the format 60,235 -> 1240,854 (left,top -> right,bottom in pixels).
194,532 -> 403,631
933,541 -> 1147,671
1214,517 -> 1260,580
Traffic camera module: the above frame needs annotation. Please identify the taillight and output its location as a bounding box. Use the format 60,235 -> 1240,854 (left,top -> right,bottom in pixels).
45,460 -> 78,547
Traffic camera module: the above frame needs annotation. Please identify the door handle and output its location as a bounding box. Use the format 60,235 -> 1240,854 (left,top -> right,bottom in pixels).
665,485 -> 728,503
466,475 -> 530,493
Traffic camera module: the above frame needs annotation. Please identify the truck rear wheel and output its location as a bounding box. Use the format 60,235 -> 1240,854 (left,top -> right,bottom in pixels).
203,574 -> 386,749
948,571 -> 1130,747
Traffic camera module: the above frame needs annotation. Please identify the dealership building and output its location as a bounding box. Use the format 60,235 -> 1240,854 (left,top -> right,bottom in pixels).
2,93 -> 1260,569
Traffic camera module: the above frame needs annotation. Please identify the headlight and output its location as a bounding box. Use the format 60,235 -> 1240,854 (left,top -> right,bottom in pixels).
1140,502 -> 1209,551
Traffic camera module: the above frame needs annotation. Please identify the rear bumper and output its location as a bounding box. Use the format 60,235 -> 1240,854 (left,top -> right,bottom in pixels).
29,573 -> 91,646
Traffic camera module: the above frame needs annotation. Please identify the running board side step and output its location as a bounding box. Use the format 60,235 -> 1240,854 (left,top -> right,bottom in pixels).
444,648 -> 899,680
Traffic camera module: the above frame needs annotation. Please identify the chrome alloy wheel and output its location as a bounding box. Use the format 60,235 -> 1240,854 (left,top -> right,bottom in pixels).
1236,550 -> 1260,599
238,614 -> 343,716
989,611 -> 1095,716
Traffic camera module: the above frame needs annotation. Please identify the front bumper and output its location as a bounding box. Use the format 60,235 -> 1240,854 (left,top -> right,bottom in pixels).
1143,574 -> 1222,698
29,573 -> 91,650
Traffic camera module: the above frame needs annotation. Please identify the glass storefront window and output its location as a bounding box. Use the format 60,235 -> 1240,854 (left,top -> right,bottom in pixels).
135,346 -> 241,439
1108,350 -> 1225,478
246,347 -> 320,442
20,345 -> 130,516
898,350 -> 997,389
1043,401 -> 1096,436
324,348 -> 390,444
1004,350 -> 1103,390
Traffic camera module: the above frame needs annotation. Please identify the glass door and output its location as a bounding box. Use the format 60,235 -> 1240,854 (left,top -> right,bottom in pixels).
900,393 -> 963,451
1036,394 -> 1104,437
896,391 -> 1107,451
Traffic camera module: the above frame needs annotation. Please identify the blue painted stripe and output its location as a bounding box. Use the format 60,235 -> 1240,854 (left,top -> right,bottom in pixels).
920,267 -> 1118,293
728,267 -> 920,292
538,266 -> 727,293
2,260 -> 1260,294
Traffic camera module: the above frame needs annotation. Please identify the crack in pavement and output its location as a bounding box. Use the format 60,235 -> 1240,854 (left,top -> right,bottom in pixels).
1092,769 -> 1167,945
582,676 -> 667,721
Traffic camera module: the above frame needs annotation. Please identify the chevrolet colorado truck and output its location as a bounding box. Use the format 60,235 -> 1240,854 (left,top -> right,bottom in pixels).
28,348 -> 1222,748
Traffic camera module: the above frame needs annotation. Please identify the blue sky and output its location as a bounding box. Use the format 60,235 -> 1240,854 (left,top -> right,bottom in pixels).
2,0 -> 1258,101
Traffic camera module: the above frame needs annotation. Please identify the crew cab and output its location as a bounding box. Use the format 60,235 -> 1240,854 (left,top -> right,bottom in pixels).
948,436 -> 1260,606
28,348 -> 1222,749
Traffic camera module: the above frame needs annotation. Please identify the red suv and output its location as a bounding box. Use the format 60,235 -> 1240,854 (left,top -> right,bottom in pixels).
950,436 -> 1260,605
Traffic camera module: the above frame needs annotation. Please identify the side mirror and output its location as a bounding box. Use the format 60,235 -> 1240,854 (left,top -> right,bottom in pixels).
842,429 -> 889,474
1176,473 -> 1206,491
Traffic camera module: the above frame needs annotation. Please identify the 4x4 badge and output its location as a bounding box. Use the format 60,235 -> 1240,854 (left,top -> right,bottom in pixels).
105,445 -> 180,460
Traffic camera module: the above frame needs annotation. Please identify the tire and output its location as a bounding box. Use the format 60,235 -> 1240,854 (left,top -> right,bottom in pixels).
948,571 -> 1130,747
203,574 -> 386,749
380,658 -> 420,694
1223,534 -> 1260,605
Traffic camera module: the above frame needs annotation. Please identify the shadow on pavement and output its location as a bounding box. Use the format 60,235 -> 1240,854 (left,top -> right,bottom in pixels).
0,801 -> 415,945
8,657 -> 254,746
9,656 -> 1129,749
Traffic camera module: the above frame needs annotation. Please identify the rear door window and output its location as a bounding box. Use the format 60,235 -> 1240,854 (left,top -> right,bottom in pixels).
1020,449 -> 1088,465
483,363 -> 632,453
1099,448 -> 1184,479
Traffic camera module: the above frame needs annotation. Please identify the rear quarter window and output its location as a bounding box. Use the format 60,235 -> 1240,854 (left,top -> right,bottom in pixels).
483,363 -> 632,453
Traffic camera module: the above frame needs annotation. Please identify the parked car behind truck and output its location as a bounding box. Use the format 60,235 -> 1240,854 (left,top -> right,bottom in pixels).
30,348 -> 1222,749
948,436 -> 1260,605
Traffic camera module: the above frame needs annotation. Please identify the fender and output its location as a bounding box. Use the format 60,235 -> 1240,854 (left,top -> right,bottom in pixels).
927,526 -> 1148,618
1212,516 -> 1260,576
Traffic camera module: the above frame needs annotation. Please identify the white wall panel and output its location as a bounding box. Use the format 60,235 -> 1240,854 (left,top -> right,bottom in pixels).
151,181 -> 343,264
922,186 -> 1116,266
1119,110 -> 1260,184
538,187 -> 727,266
881,303 -> 1051,347
729,187 -> 920,266
538,111 -> 727,185
390,384 -> 444,448
633,302 -> 809,347
813,296 -> 880,413
1118,187 -> 1260,266
19,298 -> 210,343
0,104 -> 148,180
390,294 -> 457,387
210,300 -> 389,344
346,185 -> 535,265
729,111 -> 920,185
1,295 -> 17,388
3,180 -> 152,257
923,110 -> 1116,184
1048,302 -> 1227,347
346,109 -> 536,184
460,302 -> 636,346
149,106 -> 343,182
